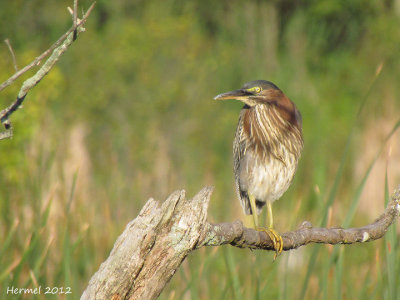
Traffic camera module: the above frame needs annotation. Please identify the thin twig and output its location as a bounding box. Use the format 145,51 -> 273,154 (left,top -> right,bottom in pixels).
73,0 -> 79,40
0,1 -> 95,93
4,39 -> 18,71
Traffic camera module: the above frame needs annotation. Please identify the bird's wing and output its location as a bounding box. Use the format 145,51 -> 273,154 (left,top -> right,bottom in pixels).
233,110 -> 252,215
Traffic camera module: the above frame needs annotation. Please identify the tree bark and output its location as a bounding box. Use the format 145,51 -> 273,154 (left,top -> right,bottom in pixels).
81,188 -> 213,300
81,186 -> 400,300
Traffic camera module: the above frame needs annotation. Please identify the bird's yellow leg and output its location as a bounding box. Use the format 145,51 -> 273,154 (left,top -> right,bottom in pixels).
267,200 -> 274,228
249,194 -> 259,228
249,194 -> 283,259
266,201 -> 283,258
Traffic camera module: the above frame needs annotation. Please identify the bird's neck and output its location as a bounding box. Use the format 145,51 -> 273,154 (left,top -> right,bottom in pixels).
242,104 -> 303,157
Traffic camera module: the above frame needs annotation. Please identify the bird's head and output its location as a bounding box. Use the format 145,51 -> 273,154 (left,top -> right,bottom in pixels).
214,80 -> 302,128
214,80 -> 284,107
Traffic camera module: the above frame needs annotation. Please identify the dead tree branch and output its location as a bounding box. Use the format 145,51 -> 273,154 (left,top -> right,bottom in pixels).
0,1 -> 95,140
4,39 -> 18,71
81,186 -> 400,300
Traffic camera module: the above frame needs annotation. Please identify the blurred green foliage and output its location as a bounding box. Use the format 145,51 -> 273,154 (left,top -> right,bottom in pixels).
0,0 -> 399,299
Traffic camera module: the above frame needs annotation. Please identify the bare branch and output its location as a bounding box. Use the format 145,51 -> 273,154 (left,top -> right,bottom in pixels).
81,186 -> 400,300
73,0 -> 79,40
0,1 -> 96,140
4,39 -> 18,71
202,192 -> 400,250
0,1 -> 95,93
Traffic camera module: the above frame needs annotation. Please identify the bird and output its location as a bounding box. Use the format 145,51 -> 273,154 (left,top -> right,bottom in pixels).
214,80 -> 303,257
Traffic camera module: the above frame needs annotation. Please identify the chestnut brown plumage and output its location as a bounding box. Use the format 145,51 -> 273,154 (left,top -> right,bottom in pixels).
214,80 -> 303,256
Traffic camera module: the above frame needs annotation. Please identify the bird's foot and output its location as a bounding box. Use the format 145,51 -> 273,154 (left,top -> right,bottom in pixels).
256,227 -> 283,260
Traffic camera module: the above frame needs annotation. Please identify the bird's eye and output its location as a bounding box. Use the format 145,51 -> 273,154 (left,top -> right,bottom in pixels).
247,87 -> 262,93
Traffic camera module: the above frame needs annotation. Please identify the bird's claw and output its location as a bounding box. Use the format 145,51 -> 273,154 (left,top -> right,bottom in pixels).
257,227 -> 283,260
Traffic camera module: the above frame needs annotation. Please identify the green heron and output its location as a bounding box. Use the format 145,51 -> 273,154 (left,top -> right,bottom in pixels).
214,80 -> 303,257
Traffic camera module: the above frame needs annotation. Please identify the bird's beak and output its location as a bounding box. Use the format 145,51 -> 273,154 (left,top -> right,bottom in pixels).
214,89 -> 251,101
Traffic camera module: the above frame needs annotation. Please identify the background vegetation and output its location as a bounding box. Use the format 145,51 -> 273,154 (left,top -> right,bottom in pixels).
0,0 -> 399,299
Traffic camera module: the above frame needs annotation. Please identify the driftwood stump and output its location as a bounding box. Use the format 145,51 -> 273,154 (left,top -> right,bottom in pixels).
81,186 -> 400,300
81,188 -> 213,300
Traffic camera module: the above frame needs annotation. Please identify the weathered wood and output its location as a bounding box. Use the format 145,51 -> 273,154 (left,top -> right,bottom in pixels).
81,187 -> 213,300
81,186 -> 400,300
